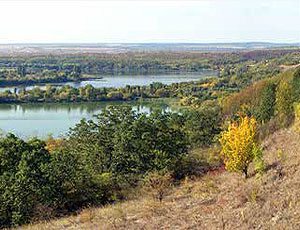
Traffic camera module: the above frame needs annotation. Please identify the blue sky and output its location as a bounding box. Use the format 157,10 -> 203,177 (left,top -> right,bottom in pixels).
0,0 -> 299,43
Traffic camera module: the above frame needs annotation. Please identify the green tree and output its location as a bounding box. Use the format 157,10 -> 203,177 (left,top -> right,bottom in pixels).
17,65 -> 26,77
256,82 -> 276,123
276,79 -> 294,126
68,107 -> 188,183
0,135 -> 51,227
183,106 -> 222,148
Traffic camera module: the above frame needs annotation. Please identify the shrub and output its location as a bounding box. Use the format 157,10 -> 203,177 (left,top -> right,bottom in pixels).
182,106 -> 222,148
174,150 -> 211,179
143,171 -> 173,202
253,143 -> 265,176
0,135 -> 51,227
219,117 -> 259,178
258,116 -> 281,141
45,144 -> 122,212
294,103 -> 300,133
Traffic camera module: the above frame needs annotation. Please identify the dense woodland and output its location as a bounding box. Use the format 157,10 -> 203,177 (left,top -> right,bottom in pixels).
0,48 -> 298,87
1,49 -> 300,228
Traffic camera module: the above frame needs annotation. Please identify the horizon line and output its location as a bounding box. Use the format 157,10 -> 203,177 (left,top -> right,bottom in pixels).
0,41 -> 299,45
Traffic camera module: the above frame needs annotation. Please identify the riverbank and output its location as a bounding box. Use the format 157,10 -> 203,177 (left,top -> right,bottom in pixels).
0,75 -> 103,88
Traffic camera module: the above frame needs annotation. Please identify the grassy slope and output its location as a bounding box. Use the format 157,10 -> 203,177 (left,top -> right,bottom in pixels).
20,126 -> 300,230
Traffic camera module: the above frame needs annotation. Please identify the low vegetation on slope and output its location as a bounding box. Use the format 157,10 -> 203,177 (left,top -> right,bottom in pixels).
21,126 -> 300,229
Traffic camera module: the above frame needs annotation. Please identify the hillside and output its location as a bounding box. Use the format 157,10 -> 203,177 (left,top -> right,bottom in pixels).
21,125 -> 300,230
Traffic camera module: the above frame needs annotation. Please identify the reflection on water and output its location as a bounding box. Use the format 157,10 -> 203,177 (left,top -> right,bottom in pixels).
0,71 -> 215,93
0,101 -> 171,139
0,73 -> 211,138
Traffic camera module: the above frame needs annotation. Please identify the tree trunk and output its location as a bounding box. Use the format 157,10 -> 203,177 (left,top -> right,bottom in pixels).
243,166 -> 248,179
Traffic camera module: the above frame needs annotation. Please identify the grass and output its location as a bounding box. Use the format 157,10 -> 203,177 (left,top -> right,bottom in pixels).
19,124 -> 300,230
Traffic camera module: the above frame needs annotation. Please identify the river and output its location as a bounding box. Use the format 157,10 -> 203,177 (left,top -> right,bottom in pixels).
0,101 -> 172,139
0,72 -> 215,138
0,71 -> 215,92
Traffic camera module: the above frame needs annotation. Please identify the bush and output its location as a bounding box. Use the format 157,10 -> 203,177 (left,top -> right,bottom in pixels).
0,135 -> 51,227
258,116 -> 281,141
174,148 -> 221,180
44,145 -> 121,212
253,143 -> 265,176
143,171 -> 173,202
219,117 -> 259,178
294,103 -> 300,133
182,106 -> 222,148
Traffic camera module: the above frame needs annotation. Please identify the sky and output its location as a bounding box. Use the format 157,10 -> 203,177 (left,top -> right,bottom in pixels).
0,0 -> 299,44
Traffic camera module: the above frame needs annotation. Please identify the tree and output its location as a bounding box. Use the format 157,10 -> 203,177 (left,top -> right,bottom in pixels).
68,107 -> 188,182
256,82 -> 276,123
291,67 -> 300,102
17,65 -> 26,77
183,106 -> 222,148
107,91 -> 123,100
276,79 -> 293,127
294,102 -> 300,134
70,65 -> 82,80
219,117 -> 259,178
0,135 -> 51,227
45,84 -> 53,99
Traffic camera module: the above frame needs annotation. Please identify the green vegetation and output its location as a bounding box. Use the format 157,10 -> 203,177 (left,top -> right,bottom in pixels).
0,49 -> 298,106
256,81 -> 277,123
2,105 -> 224,228
0,135 -> 51,227
0,64 -> 85,86
0,48 -> 298,89
0,49 -> 300,228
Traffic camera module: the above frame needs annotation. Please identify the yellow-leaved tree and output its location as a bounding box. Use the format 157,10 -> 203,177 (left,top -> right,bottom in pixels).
294,103 -> 300,133
219,116 -> 259,178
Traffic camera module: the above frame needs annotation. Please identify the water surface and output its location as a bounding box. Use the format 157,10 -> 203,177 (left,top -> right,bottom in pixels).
0,101 -> 171,139
0,71 -> 215,93
0,73 -> 213,138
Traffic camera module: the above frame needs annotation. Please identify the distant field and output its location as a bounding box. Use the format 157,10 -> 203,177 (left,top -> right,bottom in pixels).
0,42 -> 299,55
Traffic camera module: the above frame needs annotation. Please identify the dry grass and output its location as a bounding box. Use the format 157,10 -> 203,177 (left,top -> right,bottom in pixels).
280,64 -> 300,71
20,126 -> 300,230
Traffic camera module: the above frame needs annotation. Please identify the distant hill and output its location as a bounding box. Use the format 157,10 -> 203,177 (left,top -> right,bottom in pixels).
0,42 -> 299,55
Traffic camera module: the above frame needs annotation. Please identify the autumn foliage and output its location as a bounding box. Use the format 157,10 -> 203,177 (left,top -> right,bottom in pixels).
294,103 -> 300,133
219,117 -> 258,178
